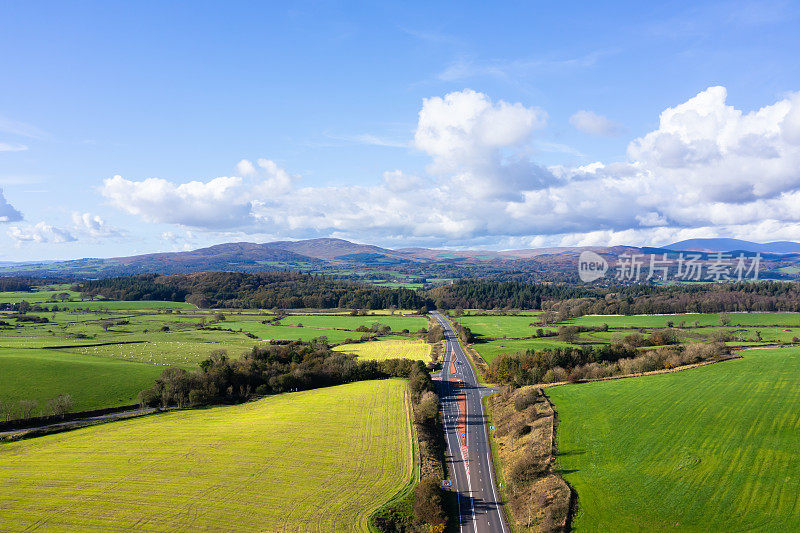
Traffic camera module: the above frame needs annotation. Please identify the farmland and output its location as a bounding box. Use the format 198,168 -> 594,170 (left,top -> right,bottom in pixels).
453,310 -> 800,365
0,379 -> 414,532
563,311 -> 800,328
548,346 -> 800,531
456,314 -> 549,339
0,287 -> 431,418
471,337 -> 580,363
0,349 -> 163,412
278,313 -> 427,332
334,338 -> 432,362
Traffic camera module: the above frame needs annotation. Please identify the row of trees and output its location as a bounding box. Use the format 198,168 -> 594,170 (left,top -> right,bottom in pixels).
0,394 -> 74,422
76,272 -> 435,310
432,279 -> 800,315
138,339 -> 436,408
486,342 -> 730,387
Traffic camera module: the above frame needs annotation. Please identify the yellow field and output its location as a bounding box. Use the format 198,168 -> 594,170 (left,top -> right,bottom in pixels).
0,380 -> 414,532
334,338 -> 432,362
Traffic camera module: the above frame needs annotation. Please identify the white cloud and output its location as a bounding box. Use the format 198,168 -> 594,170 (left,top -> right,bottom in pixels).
382,170 -> 423,192
324,133 -> 409,148
627,86 -> 800,203
7,222 -> 76,245
99,86 -> 800,248
414,89 -> 550,199
235,158 -> 297,195
0,188 -> 22,223
0,115 -> 47,139
71,212 -> 123,239
0,143 -> 28,152
101,175 -> 255,229
570,110 -> 623,137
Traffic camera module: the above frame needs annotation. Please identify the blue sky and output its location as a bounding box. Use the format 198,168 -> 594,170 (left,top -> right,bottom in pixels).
2,0 -> 800,260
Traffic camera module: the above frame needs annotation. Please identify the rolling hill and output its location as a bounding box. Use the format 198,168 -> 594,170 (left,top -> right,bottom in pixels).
1,237 -> 800,282
665,238 -> 800,254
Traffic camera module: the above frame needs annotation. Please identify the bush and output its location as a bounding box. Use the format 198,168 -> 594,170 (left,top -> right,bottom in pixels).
514,388 -> 540,412
542,367 -> 567,383
509,451 -> 549,490
413,477 -> 446,527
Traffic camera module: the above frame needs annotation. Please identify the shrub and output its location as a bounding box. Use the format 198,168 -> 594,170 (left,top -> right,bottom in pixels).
514,388 -> 540,412
413,477 -> 447,527
542,367 -> 567,383
509,451 -> 549,490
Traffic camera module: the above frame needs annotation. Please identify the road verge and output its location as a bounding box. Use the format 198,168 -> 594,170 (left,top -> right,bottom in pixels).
485,386 -> 572,532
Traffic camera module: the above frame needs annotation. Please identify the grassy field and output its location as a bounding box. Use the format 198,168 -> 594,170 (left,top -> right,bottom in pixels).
562,312 -> 800,328
456,315 -> 551,339
334,338 -> 432,362
221,319 -> 360,344
279,314 -> 427,332
0,349 -> 163,412
471,337 -> 582,363
548,347 -> 800,531
0,379 -> 414,532
0,289 -> 432,417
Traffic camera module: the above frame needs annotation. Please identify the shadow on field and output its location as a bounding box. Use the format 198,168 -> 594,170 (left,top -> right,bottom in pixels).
557,448 -> 586,457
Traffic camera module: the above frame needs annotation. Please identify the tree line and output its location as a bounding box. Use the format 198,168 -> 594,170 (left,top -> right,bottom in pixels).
75,272 -> 434,310
432,279 -> 800,315
485,340 -> 730,387
139,338 -> 434,408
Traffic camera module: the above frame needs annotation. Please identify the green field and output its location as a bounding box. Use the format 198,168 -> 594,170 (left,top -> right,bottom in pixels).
548,347 -> 800,531
0,379 -> 414,532
471,337 -> 582,363
278,314 -> 427,332
0,292 -> 433,417
334,338 -> 432,362
221,319 -> 360,344
562,312 -> 800,328
0,349 -> 163,412
457,315 -> 550,339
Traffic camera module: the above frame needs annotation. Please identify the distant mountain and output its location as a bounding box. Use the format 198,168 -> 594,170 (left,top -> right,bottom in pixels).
268,238 -> 418,263
665,238 -> 800,254
1,237 -> 800,281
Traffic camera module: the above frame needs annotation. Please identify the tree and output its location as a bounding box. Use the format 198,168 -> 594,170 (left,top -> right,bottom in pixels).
719,312 -> 732,326
18,400 -> 38,419
99,320 -> 114,332
48,394 -> 74,417
426,324 -> 444,344
557,326 -> 579,343
413,477 -> 447,528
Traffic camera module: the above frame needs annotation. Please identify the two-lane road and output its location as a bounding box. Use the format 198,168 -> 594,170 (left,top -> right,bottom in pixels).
432,311 -> 508,533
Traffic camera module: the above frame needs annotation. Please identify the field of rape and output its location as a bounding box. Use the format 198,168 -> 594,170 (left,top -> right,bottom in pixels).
0,380 -> 414,532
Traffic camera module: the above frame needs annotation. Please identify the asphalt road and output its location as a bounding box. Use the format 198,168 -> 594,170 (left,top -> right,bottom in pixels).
431,311 -> 508,533
0,408 -> 157,440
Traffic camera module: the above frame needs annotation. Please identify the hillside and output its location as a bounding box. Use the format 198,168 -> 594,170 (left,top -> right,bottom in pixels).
2,237 -> 800,282
665,238 -> 800,254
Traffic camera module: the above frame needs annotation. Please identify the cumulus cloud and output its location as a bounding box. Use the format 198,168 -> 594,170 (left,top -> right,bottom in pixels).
570,110 -> 623,137
99,86 -> 800,247
0,188 -> 22,223
101,175 -> 254,229
101,158 -> 302,229
7,222 -> 76,245
71,212 -> 123,239
414,89 -> 550,199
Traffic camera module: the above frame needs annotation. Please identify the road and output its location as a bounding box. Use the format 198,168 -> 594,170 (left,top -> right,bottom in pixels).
431,311 -> 508,533
0,408 -> 157,441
